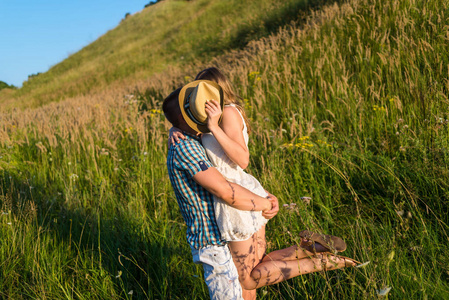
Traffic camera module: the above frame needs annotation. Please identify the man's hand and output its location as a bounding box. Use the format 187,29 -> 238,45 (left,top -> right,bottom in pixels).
262,194 -> 279,219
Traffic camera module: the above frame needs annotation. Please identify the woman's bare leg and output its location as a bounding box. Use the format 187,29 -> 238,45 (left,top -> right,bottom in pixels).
249,254 -> 355,289
237,229 -> 263,300
261,244 -> 314,262
229,234 -> 356,291
241,226 -> 267,299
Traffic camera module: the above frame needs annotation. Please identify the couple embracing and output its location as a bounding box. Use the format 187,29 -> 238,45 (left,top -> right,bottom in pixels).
162,67 -> 359,299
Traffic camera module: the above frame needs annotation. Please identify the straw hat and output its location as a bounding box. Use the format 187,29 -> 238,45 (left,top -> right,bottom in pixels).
178,80 -> 224,133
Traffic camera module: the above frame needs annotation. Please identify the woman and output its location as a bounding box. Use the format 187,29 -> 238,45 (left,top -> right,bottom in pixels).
170,67 -> 358,299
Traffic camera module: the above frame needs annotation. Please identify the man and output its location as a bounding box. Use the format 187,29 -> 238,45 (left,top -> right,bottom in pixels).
162,86 -> 278,300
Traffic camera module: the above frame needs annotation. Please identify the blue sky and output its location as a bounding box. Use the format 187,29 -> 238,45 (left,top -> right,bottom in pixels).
0,1 -> 150,87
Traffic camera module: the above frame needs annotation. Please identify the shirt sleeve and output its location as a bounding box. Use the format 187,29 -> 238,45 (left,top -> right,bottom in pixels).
174,140 -> 213,177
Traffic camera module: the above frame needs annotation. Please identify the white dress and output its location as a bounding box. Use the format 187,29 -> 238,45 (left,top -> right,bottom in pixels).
201,105 -> 268,241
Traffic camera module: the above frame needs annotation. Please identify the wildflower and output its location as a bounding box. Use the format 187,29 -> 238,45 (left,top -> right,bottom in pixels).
68,162 -> 72,165
301,197 -> 311,205
376,287 -> 392,296
283,204 -> 289,208
69,174 -> 79,181
248,71 -> 260,80
399,146 -> 406,152
7,222 -> 12,225
143,152 -> 148,156
128,290 -> 133,295
373,105 -> 386,112
281,143 -> 294,149
116,271 -> 122,278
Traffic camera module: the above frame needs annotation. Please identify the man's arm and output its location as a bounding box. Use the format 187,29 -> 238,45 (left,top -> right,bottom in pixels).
193,167 -> 272,212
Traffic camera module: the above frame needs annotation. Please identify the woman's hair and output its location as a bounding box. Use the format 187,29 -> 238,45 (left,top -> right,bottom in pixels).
195,67 -> 251,134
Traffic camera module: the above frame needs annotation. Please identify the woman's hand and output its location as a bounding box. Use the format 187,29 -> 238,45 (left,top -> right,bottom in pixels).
262,194 -> 279,220
168,127 -> 186,148
205,100 -> 222,132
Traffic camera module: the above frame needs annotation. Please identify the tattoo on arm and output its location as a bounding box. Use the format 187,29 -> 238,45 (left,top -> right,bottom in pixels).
251,199 -> 256,211
227,181 -> 235,204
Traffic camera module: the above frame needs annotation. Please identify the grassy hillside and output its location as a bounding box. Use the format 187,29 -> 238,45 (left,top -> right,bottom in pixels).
0,0 -> 329,109
1,0 -> 449,298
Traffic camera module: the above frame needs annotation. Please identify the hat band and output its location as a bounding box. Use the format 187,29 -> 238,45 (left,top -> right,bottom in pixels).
184,92 -> 207,126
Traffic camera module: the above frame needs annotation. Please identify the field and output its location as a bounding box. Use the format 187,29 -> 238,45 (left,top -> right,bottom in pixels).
1,0 -> 449,298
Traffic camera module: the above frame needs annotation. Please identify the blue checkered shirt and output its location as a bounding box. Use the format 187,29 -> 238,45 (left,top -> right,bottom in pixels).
166,133 -> 225,249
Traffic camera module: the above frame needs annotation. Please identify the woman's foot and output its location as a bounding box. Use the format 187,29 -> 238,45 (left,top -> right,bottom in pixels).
314,253 -> 359,271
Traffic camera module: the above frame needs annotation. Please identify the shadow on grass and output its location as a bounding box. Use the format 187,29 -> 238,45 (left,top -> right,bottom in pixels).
197,0 -> 343,57
0,171 -> 199,299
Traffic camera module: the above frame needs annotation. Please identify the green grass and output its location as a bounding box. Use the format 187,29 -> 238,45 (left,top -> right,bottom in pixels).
0,0 -> 329,109
1,0 -> 449,298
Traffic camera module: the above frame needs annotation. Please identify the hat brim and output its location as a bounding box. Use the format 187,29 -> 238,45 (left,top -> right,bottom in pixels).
179,80 -> 224,133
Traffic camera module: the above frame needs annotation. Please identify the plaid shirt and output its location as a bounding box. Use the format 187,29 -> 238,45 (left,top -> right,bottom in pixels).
166,133 -> 225,249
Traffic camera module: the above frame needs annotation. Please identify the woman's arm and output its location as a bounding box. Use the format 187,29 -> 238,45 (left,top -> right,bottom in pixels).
168,127 -> 186,148
193,166 -> 278,219
205,100 -> 250,169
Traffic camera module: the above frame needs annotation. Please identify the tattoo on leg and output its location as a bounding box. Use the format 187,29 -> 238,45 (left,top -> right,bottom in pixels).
227,181 -> 235,204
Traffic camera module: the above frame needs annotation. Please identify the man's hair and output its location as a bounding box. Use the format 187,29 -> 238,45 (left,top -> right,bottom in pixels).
162,88 -> 182,127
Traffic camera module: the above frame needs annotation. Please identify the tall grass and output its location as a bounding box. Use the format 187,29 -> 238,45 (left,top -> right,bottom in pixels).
1,0 -> 449,298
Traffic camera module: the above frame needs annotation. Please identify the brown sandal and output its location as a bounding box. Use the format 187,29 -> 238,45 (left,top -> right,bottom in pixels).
299,230 -> 347,254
